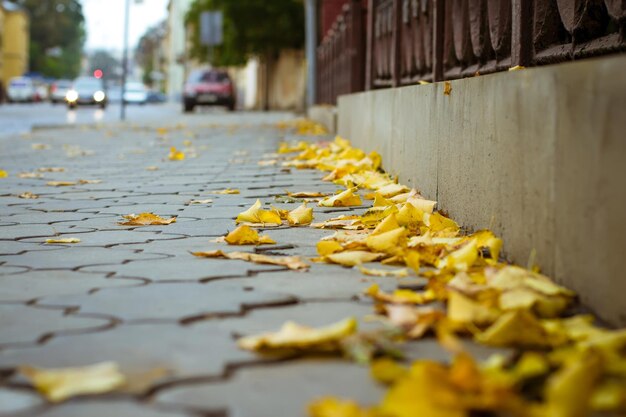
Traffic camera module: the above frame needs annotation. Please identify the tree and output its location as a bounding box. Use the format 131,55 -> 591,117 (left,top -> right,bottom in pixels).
185,0 -> 305,67
13,0 -> 86,78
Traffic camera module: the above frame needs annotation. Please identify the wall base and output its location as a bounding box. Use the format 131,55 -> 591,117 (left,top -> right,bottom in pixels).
338,55 -> 626,326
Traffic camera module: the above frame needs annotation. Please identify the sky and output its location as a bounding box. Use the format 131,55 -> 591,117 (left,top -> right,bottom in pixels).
81,0 -> 169,53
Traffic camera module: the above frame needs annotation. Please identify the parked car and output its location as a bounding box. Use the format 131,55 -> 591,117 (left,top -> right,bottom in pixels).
182,69 -> 235,112
66,77 -> 107,109
6,77 -> 37,102
146,90 -> 167,104
123,82 -> 148,105
50,79 -> 72,104
34,81 -> 50,102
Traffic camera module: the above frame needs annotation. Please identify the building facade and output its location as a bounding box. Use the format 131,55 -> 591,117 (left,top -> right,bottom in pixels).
0,1 -> 29,99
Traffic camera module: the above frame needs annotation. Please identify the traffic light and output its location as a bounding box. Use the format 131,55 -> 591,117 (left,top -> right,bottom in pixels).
93,69 -> 103,79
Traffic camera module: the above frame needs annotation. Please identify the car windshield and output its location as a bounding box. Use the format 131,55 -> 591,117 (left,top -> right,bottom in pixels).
74,78 -> 102,89
188,70 -> 229,83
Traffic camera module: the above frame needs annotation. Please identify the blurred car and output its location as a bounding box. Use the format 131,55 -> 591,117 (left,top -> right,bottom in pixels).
66,77 -> 107,109
106,85 -> 122,103
50,79 -> 72,104
182,69 -> 235,112
34,81 -> 50,102
146,90 -> 167,104
7,77 -> 37,102
123,82 -> 148,105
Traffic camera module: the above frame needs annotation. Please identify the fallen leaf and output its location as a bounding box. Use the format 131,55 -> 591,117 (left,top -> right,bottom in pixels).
508,65 -> 525,71
258,159 -> 277,166
287,203 -> 314,226
365,284 -> 434,305
238,317 -> 357,352
211,189 -> 240,195
45,237 -> 81,244
317,241 -> 344,256
18,192 -> 39,199
186,199 -> 213,205
357,266 -> 409,278
31,143 -> 50,150
47,181 -> 77,187
19,362 -> 126,402
18,172 -> 42,179
119,213 -> 177,226
223,225 -> 276,245
192,250 -> 308,270
365,227 -> 407,255
370,358 -> 408,384
288,191 -> 328,198
443,81 -> 452,96
168,147 -> 185,160
236,199 -> 282,225
38,167 -> 65,172
78,179 -> 102,184
308,397 -> 371,417
318,188 -> 362,207
326,251 -> 384,267
145,166 -> 160,171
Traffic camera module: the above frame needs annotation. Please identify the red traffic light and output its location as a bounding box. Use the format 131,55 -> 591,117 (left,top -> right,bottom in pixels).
93,69 -> 103,79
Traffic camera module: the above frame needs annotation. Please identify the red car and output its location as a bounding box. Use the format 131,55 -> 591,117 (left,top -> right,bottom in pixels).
183,69 -> 236,112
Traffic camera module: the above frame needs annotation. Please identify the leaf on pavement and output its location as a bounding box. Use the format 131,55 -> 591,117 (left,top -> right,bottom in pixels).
357,266 -> 409,278
236,199 -> 282,225
192,250 -> 308,270
168,147 -> 185,160
237,317 -> 357,352
287,191 -> 328,198
19,361 -> 126,402
31,143 -> 50,150
118,213 -> 177,226
325,251 -> 384,267
287,203 -> 314,226
18,192 -> 39,199
145,166 -> 160,171
45,237 -> 81,244
186,199 -> 213,205
211,189 -> 240,194
47,181 -> 77,187
38,167 -> 65,172
308,397 -> 371,417
78,179 -> 102,184
18,172 -> 42,179
318,188 -> 362,207
222,225 -> 276,245
443,81 -> 452,96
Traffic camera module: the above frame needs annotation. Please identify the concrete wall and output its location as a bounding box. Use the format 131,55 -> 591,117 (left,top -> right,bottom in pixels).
338,55 -> 626,326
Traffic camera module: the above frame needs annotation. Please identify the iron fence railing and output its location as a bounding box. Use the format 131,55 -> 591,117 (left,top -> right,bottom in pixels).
316,0 -> 366,104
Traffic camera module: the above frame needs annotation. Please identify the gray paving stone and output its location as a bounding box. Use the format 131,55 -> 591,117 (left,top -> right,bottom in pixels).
0,387 -> 43,416
155,359 -> 384,417
2,248 -> 170,270
0,304 -> 111,348
0,270 -> 140,302
24,401 -> 193,417
0,241 -> 70,256
0,225 -> 96,240
35,281 -> 297,322
19,230 -> 187,248
0,265 -> 29,276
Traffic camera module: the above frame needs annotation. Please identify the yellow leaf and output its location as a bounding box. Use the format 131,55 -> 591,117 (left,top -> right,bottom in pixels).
443,81 -> 452,96
19,362 -> 126,402
287,191 -> 328,198
438,240 -> 478,272
396,203 -> 425,229
371,213 -> 401,235
308,397 -> 371,417
145,166 -> 159,171
211,188 -> 240,194
447,291 -> 499,326
373,193 -> 394,207
357,266 -> 409,278
78,179 -> 102,184
31,143 -> 50,150
326,251 -> 383,267
375,183 -> 410,198
317,241 -> 344,256
365,284 -> 434,305
371,358 -> 408,385
45,238 -> 81,244
365,227 -> 407,254
406,196 -> 437,214
18,172 -> 43,178
47,181 -> 77,187
423,212 -> 460,236
0,170 -> 8,178
360,206 -> 398,227
18,192 -> 39,199
38,167 -> 65,172
186,199 -> 213,205
318,188 -> 362,207
287,203 -> 314,226
168,147 -> 185,160
238,317 -> 357,351
192,250 -> 308,270
477,310 -> 563,348
403,250 -> 421,273
236,199 -> 282,225
224,225 -> 276,245
118,213 -> 177,226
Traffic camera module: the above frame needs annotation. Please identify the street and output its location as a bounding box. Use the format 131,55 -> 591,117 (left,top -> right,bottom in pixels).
0,102 -> 250,138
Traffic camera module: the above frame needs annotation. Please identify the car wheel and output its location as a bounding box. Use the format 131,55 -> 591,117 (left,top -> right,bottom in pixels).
183,102 -> 195,113
68,103 -> 77,110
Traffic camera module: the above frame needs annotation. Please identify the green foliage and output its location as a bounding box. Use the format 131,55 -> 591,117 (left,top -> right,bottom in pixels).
14,0 -> 86,78
186,0 -> 305,67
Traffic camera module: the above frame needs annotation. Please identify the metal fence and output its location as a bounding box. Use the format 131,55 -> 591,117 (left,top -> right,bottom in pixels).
316,0 -> 366,104
316,0 -> 625,100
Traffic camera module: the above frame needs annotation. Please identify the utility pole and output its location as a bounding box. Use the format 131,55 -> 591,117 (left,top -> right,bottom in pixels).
304,0 -> 317,108
120,0 -> 131,121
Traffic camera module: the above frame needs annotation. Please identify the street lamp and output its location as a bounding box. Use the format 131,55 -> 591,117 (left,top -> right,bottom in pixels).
120,0 -> 143,121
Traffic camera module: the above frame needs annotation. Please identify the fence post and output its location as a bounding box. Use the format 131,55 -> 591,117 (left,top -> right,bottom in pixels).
391,0 -> 402,86
366,0 -> 376,90
511,0 -> 532,67
432,0 -> 445,82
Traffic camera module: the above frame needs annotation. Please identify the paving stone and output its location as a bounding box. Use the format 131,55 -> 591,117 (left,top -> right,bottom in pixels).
24,400 -> 193,417
0,241 -> 70,256
2,248 -> 170,270
0,270 -> 140,302
0,323 -> 257,382
19,230 -> 187,248
0,265 -> 29,276
0,225 -> 96,240
0,304 -> 111,348
155,359 -> 384,417
35,281 -> 297,322
0,387 -> 43,416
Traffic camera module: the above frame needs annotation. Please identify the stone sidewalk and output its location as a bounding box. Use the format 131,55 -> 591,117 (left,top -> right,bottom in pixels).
0,114 -> 504,417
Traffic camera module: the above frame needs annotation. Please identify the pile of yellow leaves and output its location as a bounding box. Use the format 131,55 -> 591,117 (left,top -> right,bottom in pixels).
268,133 -> 626,416
235,199 -> 313,227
